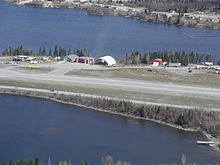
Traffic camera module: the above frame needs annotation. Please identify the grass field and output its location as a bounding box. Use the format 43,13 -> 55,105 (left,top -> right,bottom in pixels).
11,66 -> 55,74
0,78 -> 220,109
66,68 -> 220,88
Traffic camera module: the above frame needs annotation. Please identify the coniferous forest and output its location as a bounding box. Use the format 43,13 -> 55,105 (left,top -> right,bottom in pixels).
1,45 -> 91,58
121,51 -> 219,65
1,46 -> 219,66
124,0 -> 220,13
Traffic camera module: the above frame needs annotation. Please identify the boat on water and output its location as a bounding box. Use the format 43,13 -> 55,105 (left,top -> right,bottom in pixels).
196,141 -> 214,145
189,36 -> 197,39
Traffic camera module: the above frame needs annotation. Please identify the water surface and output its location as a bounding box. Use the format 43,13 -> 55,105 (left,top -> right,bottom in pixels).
0,1 -> 220,59
0,94 -> 220,165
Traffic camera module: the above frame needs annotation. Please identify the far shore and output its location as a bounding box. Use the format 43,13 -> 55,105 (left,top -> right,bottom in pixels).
4,0 -> 220,30
0,85 -> 219,153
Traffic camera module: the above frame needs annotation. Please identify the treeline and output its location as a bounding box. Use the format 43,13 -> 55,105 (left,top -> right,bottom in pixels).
121,51 -> 218,66
7,87 -> 220,139
1,88 -> 220,163
53,93 -> 220,139
2,45 -> 91,57
124,0 -> 220,13
1,155 -> 220,165
0,158 -> 42,165
0,156 -> 132,165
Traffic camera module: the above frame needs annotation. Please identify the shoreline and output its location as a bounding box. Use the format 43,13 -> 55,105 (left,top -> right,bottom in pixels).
0,85 -> 219,153
5,0 -> 220,30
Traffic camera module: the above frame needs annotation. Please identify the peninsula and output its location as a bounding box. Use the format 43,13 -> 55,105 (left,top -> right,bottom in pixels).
0,49 -> 220,152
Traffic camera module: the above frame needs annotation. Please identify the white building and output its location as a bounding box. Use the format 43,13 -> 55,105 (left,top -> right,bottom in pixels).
168,63 -> 181,67
204,62 -> 213,66
63,54 -> 79,62
95,56 -> 116,66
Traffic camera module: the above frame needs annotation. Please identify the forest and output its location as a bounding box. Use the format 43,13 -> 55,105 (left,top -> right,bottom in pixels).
121,51 -> 219,65
5,88 -> 219,140
124,0 -> 220,13
0,158 -> 42,165
0,156 -> 132,165
2,46 -> 219,66
1,45 -> 91,58
1,155 -> 220,165
54,93 -> 220,139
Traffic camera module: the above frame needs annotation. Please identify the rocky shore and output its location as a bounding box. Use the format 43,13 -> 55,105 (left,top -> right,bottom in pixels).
87,7 -> 220,29
9,0 -> 220,30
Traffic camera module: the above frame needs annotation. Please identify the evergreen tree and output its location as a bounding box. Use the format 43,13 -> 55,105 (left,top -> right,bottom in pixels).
67,48 -> 71,55
177,114 -> 188,126
49,49 -> 52,56
42,47 -> 46,56
9,160 -> 15,165
34,158 -> 41,165
85,161 -> 89,165
54,45 -> 58,56
38,48 -> 42,56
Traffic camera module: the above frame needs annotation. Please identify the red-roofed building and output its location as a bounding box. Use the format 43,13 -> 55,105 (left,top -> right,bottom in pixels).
76,57 -> 94,64
152,59 -> 163,65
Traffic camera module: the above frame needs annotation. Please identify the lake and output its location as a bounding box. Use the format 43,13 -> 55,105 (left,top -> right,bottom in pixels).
0,2 -> 220,164
0,94 -> 220,165
0,1 -> 220,59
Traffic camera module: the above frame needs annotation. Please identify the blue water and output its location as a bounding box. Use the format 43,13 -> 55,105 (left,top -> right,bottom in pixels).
0,1 -> 220,59
0,2 -> 220,164
0,94 -> 220,165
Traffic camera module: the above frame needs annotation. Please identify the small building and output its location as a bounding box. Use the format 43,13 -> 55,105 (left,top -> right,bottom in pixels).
95,56 -> 116,66
73,0 -> 87,2
26,57 -> 36,61
13,57 -> 22,61
163,61 -> 168,66
41,56 -> 51,61
56,56 -> 61,60
204,62 -> 213,66
18,55 -> 28,61
63,54 -> 79,62
115,3 -> 123,6
104,5 -> 111,8
128,9 -> 136,13
152,59 -> 163,65
76,57 -> 94,64
168,63 -> 181,67
152,62 -> 160,66
29,60 -> 38,64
